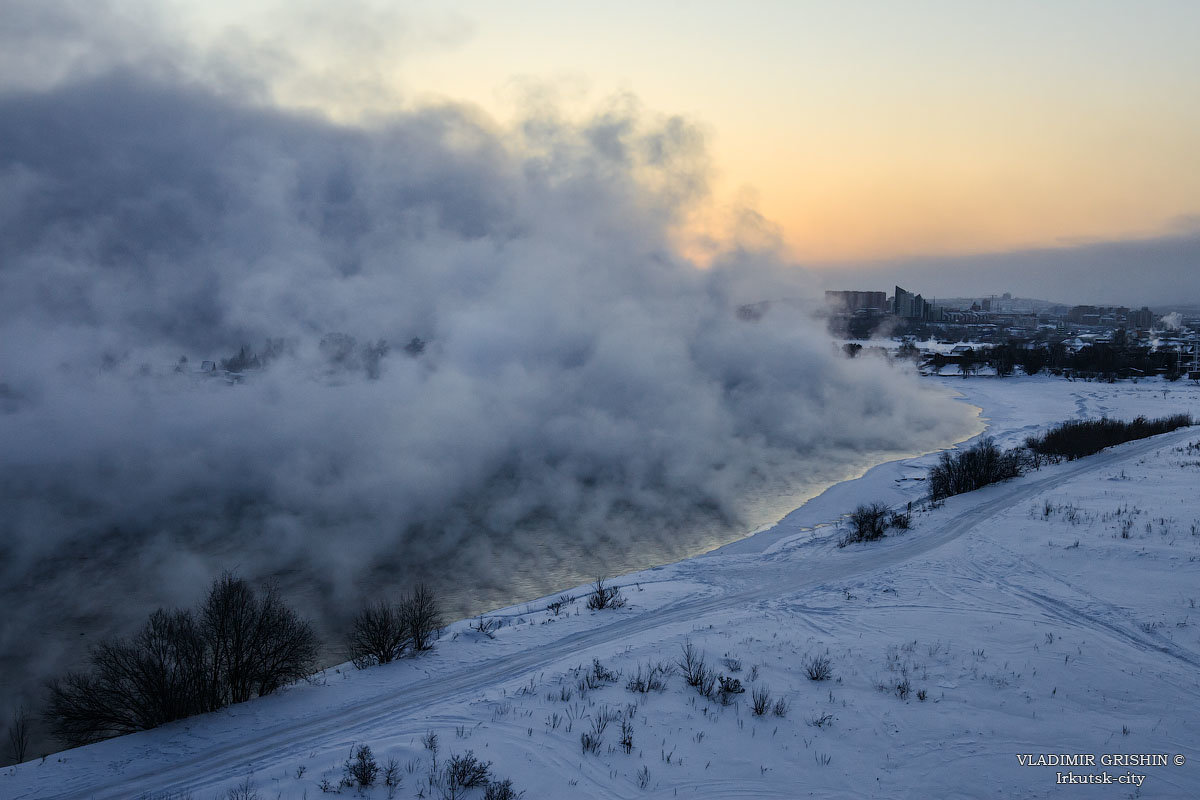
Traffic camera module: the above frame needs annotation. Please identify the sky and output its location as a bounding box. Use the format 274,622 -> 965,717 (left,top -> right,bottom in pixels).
5,0 -> 1197,302
403,1 -> 1200,262
133,0 -> 1200,293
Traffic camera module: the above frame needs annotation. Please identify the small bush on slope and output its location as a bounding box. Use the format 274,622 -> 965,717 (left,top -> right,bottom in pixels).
586,577 -> 626,610
844,503 -> 890,543
804,653 -> 833,681
928,437 -> 1024,502
346,601 -> 408,668
345,744 -> 379,788
445,751 -> 491,790
484,779 -> 525,800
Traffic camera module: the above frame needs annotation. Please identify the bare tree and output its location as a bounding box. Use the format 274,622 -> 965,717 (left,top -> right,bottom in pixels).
46,572 -> 317,747
46,609 -> 211,746
251,584 -> 319,697
201,573 -> 318,702
200,573 -> 256,705
346,601 -> 408,668
7,705 -> 31,763
400,583 -> 443,652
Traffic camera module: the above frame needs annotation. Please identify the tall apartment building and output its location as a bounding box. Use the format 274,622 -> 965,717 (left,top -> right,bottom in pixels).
894,285 -> 940,321
824,290 -> 887,313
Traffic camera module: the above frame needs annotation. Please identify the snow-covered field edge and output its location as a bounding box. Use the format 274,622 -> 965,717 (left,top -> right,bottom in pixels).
5,376 -> 1200,799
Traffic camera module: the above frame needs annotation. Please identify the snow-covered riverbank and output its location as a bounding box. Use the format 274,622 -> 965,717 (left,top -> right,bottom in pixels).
6,376 -> 1200,799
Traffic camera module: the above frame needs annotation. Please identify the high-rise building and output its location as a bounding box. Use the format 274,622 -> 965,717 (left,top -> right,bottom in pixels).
894,286 -> 937,320
1067,305 -> 1099,324
1130,307 -> 1154,329
824,290 -> 887,313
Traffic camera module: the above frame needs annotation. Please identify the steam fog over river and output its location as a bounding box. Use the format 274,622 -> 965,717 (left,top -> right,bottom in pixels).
0,4 -> 980,749
0,371 -> 976,747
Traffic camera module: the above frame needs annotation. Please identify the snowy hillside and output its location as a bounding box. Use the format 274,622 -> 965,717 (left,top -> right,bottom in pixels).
5,377 -> 1200,799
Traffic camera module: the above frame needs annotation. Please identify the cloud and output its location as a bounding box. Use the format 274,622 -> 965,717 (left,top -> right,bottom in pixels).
0,2 -> 979,735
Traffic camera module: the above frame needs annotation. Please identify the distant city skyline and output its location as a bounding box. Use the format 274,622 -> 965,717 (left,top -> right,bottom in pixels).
810,224 -> 1200,307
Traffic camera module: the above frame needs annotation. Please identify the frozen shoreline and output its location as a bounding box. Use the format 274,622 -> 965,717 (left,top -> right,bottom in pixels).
7,375 -> 1200,799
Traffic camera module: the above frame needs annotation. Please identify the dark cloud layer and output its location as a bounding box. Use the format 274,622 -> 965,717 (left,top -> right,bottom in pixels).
0,3 -> 979,748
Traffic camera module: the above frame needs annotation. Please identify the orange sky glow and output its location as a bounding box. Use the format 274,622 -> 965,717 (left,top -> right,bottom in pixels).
182,0 -> 1200,265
